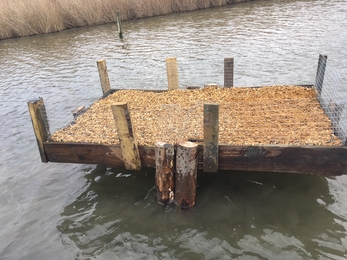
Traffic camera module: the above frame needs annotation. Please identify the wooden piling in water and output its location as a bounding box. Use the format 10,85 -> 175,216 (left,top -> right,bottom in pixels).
97,59 -> 112,96
203,103 -> 219,173
27,98 -> 50,163
111,102 -> 141,170
155,142 -> 175,205
117,10 -> 123,38
166,57 -> 179,90
175,141 -> 198,208
224,57 -> 234,88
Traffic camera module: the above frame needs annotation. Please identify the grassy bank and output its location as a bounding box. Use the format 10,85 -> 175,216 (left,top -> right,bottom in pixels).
0,0 -> 250,40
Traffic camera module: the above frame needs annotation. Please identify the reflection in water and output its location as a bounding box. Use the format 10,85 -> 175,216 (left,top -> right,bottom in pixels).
58,166 -> 346,259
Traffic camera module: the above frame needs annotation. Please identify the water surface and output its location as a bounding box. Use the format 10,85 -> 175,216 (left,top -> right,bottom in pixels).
1,0 -> 347,259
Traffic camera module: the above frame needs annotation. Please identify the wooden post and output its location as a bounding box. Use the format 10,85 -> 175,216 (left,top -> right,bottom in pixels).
204,103 -> 219,173
224,57 -> 234,88
27,98 -> 50,163
315,54 -> 327,95
97,59 -> 111,96
117,10 -> 123,38
175,141 -> 198,208
166,57 -> 179,90
155,142 -> 175,205
111,102 -> 141,170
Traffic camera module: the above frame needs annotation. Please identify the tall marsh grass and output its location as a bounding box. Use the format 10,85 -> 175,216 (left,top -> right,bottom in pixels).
0,0 -> 249,40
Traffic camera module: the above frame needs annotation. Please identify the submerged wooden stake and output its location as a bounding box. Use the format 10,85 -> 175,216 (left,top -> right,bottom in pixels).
204,103 -> 219,173
117,10 -> 123,38
224,57 -> 234,88
27,98 -> 50,163
97,59 -> 111,96
111,102 -> 141,170
155,142 -> 175,205
175,141 -> 198,208
166,57 -> 179,90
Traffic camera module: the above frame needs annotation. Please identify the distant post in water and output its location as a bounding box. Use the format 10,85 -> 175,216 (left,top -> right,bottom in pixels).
175,141 -> 198,208
155,142 -> 175,205
203,103 -> 219,173
27,98 -> 50,163
117,10 -> 123,38
224,57 -> 234,88
111,102 -> 141,170
166,57 -> 179,90
97,59 -> 111,96
315,54 -> 327,95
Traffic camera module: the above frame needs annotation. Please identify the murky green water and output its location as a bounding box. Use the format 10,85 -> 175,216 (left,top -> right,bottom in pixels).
1,0 -> 347,259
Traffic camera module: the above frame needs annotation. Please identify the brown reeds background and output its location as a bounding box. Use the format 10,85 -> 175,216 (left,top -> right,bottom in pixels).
0,0 -> 249,40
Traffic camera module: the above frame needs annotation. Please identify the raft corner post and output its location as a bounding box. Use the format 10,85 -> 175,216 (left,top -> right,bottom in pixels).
224,57 -> 234,88
315,54 -> 327,96
166,57 -> 179,90
111,102 -> 141,170
27,97 -> 50,163
203,103 -> 219,173
97,59 -> 112,96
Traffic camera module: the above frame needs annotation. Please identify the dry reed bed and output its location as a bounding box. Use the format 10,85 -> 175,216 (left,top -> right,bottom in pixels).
0,0 -> 249,40
50,86 -> 342,146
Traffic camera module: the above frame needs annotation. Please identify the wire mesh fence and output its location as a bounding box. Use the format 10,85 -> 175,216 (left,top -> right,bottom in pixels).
44,55 -> 346,147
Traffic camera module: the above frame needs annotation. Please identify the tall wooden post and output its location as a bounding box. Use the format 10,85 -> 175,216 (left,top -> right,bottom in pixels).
315,54 -> 327,95
224,57 -> 234,88
204,103 -> 219,173
155,142 -> 175,205
166,57 -> 179,90
117,10 -> 123,38
27,98 -> 50,163
111,102 -> 141,170
175,141 -> 198,208
97,59 -> 111,96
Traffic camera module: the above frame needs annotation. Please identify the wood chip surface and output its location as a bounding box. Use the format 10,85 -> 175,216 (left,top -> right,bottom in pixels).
50,86 -> 342,146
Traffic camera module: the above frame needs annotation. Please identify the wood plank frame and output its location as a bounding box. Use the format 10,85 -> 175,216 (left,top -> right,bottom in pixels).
43,142 -> 347,176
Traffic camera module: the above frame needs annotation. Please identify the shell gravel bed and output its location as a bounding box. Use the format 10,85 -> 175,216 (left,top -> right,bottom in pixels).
50,86 -> 342,146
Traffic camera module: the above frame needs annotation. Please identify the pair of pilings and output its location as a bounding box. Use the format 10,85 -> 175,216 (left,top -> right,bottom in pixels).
156,100 -> 219,208
110,101 -> 220,208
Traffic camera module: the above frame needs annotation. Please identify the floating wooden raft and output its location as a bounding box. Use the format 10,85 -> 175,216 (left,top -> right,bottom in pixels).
28,55 -> 347,208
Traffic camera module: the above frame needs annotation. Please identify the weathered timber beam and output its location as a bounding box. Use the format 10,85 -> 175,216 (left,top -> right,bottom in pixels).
43,142 -> 347,176
97,59 -> 112,96
28,98 -> 50,162
203,103 -> 219,173
111,102 -> 141,170
224,57 -> 234,88
166,57 -> 179,90
315,54 -> 327,96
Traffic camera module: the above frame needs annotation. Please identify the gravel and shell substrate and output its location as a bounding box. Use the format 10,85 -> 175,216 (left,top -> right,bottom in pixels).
50,86 -> 342,146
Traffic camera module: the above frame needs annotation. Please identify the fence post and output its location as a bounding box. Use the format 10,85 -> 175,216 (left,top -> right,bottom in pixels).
315,54 -> 327,95
166,57 -> 179,90
111,102 -> 141,170
175,141 -> 198,208
27,98 -> 50,162
224,57 -> 234,88
97,59 -> 111,96
155,142 -> 175,205
204,103 -> 219,173
117,10 -> 123,38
